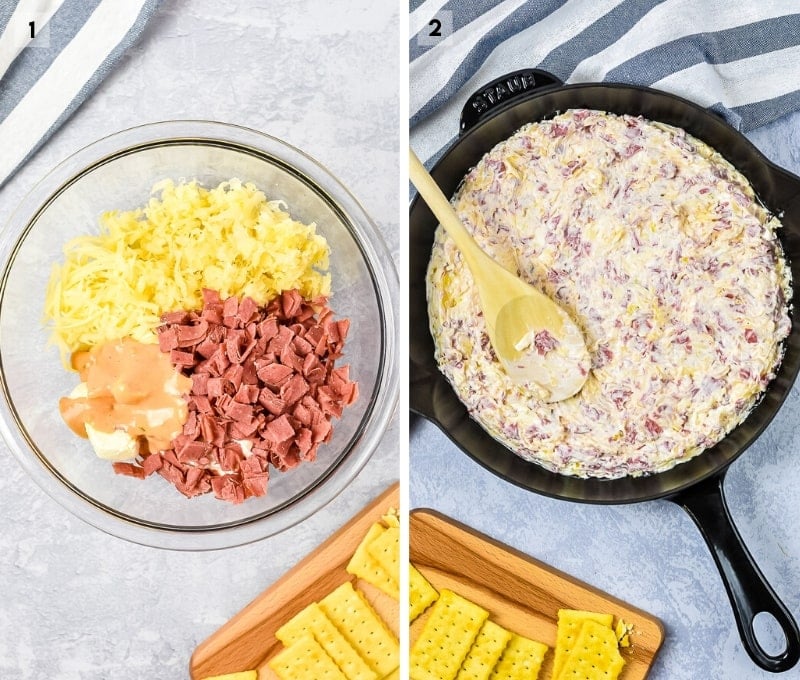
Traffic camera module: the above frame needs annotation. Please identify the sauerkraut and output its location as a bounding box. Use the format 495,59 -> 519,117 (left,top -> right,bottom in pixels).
44,179 -> 330,360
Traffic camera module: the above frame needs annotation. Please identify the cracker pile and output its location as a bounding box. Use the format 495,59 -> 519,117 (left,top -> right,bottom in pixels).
409,563 -> 438,622
266,510 -> 400,680
408,566 -> 628,680
551,610 -> 626,680
459,620 -> 511,678
275,601 -> 375,680
346,514 -> 400,600
271,634 -> 349,679
408,569 -> 548,680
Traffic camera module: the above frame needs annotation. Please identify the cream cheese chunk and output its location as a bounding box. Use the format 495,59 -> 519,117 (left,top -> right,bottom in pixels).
85,422 -> 139,461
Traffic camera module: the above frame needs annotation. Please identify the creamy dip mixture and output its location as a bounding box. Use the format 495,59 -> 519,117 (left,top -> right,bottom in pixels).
427,109 -> 792,478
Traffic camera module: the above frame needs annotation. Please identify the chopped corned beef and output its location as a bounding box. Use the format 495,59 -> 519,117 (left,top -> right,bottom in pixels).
115,288 -> 358,504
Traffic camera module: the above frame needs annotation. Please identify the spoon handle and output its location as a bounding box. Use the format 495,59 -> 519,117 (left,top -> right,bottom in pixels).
408,149 -> 488,273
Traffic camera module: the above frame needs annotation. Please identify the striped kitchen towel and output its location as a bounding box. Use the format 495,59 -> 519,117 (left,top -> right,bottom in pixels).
0,0 -> 163,189
410,0 -> 800,161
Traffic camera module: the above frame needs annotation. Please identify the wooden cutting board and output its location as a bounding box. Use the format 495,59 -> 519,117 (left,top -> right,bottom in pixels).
410,509 -> 665,680
190,483 -> 400,679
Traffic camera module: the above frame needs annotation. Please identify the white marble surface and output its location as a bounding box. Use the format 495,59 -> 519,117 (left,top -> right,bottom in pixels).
410,111 -> 800,679
0,1 -> 398,678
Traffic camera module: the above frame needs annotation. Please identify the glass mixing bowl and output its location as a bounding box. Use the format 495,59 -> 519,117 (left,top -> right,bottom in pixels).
0,121 -> 398,550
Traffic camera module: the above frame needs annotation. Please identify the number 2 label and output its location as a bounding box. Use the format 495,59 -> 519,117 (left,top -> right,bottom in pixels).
417,10 -> 452,46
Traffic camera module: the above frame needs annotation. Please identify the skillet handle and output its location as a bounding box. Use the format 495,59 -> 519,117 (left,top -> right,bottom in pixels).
460,69 -> 563,134
672,471 -> 800,672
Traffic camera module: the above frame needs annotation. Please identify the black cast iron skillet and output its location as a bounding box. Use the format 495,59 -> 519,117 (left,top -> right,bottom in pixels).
410,69 -> 800,673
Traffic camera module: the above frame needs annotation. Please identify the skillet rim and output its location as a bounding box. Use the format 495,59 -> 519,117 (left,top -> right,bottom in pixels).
409,79 -> 800,504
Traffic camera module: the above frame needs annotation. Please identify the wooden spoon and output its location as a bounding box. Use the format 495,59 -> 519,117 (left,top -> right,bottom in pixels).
409,149 -> 590,402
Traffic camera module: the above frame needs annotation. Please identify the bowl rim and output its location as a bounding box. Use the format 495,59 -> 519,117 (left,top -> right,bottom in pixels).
0,119 -> 399,550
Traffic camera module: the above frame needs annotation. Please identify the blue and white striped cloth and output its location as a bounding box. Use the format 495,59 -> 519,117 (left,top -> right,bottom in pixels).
410,0 -> 800,162
0,0 -> 162,189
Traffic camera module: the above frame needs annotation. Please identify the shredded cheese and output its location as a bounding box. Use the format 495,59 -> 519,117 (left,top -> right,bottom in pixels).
44,179 -> 330,362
